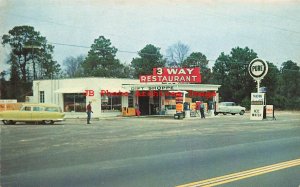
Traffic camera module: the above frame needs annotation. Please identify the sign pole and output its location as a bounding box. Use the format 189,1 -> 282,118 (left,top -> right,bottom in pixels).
248,58 -> 268,121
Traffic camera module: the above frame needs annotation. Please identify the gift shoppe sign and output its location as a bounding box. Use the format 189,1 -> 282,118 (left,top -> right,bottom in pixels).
139,67 -> 201,83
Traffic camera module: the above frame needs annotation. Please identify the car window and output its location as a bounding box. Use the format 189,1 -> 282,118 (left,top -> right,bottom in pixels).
45,107 -> 59,112
22,106 -> 32,111
33,107 -> 41,111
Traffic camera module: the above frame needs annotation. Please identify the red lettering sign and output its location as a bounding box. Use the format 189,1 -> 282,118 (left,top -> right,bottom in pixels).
153,67 -> 200,76
140,67 -> 201,83
84,90 -> 94,96
100,90 -> 129,96
187,91 -> 216,98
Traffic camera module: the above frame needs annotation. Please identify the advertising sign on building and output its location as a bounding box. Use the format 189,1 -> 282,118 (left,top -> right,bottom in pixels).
0,99 -> 17,104
140,67 -> 201,83
0,100 -> 18,111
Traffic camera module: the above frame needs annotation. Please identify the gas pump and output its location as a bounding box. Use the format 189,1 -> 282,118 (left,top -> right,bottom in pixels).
172,91 -> 188,119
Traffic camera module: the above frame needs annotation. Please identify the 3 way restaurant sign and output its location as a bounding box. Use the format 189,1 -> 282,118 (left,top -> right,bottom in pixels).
140,67 -> 201,83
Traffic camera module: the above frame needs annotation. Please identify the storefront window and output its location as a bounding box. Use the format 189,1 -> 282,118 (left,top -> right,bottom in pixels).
165,94 -> 176,110
101,96 -> 121,112
40,91 -> 45,103
63,93 -> 86,112
128,92 -> 134,107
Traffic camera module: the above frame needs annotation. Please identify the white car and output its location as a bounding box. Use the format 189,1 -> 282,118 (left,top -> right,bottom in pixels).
215,102 -> 246,115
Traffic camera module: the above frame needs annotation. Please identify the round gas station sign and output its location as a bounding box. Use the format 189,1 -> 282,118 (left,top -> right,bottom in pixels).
248,58 -> 268,80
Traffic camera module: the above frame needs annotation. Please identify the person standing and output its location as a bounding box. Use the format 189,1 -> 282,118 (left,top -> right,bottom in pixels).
196,101 -> 201,117
200,102 -> 205,119
86,101 -> 93,124
135,103 -> 140,116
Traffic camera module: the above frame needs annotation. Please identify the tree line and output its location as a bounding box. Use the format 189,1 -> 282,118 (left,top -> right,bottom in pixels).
1,25 -> 299,110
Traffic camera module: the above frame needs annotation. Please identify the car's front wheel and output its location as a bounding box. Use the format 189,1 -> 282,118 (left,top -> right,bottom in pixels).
2,120 -> 16,125
239,110 -> 245,115
43,120 -> 54,125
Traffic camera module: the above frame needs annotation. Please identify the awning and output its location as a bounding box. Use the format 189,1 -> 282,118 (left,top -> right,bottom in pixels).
122,83 -> 221,91
54,87 -> 86,93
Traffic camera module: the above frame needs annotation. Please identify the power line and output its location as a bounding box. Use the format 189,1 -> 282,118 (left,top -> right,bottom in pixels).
50,41 -> 298,67
3,10 -> 298,65
201,5 -> 300,35
49,41 -> 164,58
49,41 -> 218,62
248,7 -> 300,23
4,9 -> 300,43
50,42 -> 90,49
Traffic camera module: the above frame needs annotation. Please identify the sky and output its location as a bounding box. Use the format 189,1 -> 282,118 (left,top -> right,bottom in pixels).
1,0 -> 300,73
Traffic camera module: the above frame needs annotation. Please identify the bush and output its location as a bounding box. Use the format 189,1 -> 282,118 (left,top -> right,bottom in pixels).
241,97 -> 251,110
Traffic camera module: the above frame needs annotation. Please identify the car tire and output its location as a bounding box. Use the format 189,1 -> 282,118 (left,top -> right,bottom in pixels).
231,113 -> 236,115
43,120 -> 54,125
3,120 -> 9,125
239,110 -> 245,115
2,120 -> 15,125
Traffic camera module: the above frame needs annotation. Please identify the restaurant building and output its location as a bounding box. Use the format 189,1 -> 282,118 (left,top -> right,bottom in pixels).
31,78 -> 220,118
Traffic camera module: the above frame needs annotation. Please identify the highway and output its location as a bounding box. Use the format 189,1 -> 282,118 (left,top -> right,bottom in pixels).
1,112 -> 300,187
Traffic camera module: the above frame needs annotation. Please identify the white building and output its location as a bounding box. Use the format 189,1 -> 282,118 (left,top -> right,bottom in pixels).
32,77 -> 220,118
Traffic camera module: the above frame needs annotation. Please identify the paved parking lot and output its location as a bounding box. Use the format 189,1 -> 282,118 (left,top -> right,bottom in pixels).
1,111 -> 300,187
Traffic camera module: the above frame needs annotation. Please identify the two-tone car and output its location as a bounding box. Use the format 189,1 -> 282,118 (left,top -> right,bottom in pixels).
0,103 -> 65,125
215,102 -> 246,115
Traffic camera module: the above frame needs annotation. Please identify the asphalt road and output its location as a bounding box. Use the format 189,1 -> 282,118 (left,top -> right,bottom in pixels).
1,112 -> 300,187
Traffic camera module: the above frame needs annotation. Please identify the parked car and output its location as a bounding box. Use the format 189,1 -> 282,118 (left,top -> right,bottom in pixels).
215,102 -> 246,115
0,103 -> 65,125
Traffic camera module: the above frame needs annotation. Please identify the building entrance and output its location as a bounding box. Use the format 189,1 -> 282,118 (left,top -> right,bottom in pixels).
138,94 -> 161,115
138,96 -> 149,115
150,96 -> 160,115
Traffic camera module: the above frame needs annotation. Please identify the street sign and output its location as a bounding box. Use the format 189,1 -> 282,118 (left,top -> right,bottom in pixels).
248,58 -> 268,80
259,87 -> 267,93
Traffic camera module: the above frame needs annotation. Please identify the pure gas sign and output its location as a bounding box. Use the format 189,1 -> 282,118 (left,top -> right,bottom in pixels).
248,58 -> 268,80
249,58 -> 269,121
